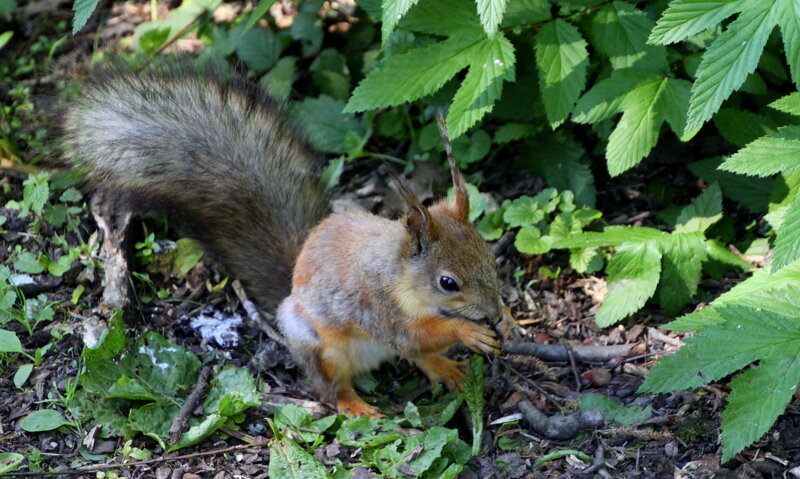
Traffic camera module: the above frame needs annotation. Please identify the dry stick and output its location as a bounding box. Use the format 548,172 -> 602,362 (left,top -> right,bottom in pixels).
564,343 -> 582,393
2,442 -> 266,477
505,342 -> 635,363
169,364 -> 213,445
232,280 -> 286,346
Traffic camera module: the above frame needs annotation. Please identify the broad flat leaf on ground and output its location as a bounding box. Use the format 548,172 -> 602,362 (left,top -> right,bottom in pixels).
720,125 -> 800,177
648,0 -> 745,45
683,1 -> 781,134
596,241 -> 662,327
534,19 -> 589,128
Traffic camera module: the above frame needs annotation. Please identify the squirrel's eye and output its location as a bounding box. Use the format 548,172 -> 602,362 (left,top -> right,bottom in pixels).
439,276 -> 460,292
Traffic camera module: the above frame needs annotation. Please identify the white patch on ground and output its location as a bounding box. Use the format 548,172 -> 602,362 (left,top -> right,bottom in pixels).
138,345 -> 170,370
189,307 -> 243,348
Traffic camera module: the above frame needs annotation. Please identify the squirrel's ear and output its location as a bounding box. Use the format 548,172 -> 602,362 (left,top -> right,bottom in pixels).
405,202 -> 434,255
436,112 -> 469,222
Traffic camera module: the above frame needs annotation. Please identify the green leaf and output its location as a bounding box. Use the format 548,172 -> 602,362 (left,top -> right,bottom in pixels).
463,355 -> 484,455
713,108 -> 776,148
13,252 -> 44,274
518,135 -> 596,207
648,0 -> 745,45
778,0 -> 800,86
72,0 -> 101,34
0,453 -> 24,474
769,92 -> 800,116
14,363 -> 33,388
683,2 -> 780,134
493,123 -> 540,143
721,352 -> 800,462
579,393 -> 652,426
501,0 -> 549,28
446,33 -> 515,137
657,233 -> 707,315
674,182 -> 723,233
596,241 -> 662,326
243,0 -> 277,33
0,31 -> 12,50
534,19 -> 589,128
336,417 -> 403,447
292,96 -> 365,154
590,2 -> 667,72
0,329 -> 23,353
556,225 -> 666,249
771,195 -> 800,272
381,0 -> 421,45
641,306 -> 800,461
503,196 -> 544,227
572,69 -> 649,124
261,56 -> 298,102
399,0 -> 483,36
173,238 -> 204,276
720,126 -> 800,177
345,34 -> 481,113
235,25 -> 281,71
269,437 -> 331,479
20,409 -> 67,432
570,247 -> 603,274
478,209 -> 506,240
475,0 -> 507,36
606,77 -> 667,176
658,78 -> 694,141
689,157 -> 773,212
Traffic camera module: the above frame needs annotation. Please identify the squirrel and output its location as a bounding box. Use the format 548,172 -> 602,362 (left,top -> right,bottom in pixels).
62,59 -> 502,417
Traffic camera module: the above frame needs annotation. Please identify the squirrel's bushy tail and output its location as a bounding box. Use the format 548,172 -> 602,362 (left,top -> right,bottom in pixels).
62,59 -> 329,309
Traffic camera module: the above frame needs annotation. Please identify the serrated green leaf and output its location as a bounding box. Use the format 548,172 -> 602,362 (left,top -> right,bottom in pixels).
705,239 -> 753,270
590,2 -> 668,72
534,19 -> 589,128
235,25 -> 281,72
689,157 -> 773,212
770,92 -> 800,116
641,306 -> 800,392
570,247 -> 603,274
675,182 -> 723,233
572,69 -> 650,124
292,96 -> 365,154
243,0 -> 277,33
478,209 -> 506,240
382,0 -> 421,44
0,329 -> 23,353
502,0 -> 550,27
399,0 -> 483,36
336,417 -> 402,447
721,353 -> 800,462
447,33 -> 515,137
476,0 -> 507,35
464,355 -> 484,455
648,0 -> 745,45
771,195 -> 800,272
720,125 -> 800,177
657,233 -> 707,315
515,227 -> 553,254
269,437 -> 331,479
579,393 -> 652,425
72,0 -> 101,34
345,34 -> 481,113
778,0 -> 800,87
504,197 -> 544,227
596,241 -> 662,327
517,134 -> 596,207
493,123 -> 540,143
713,108 -> 777,148
20,409 -> 67,432
556,225 -> 666,249
606,77 -> 667,176
658,78 -> 693,141
683,2 -> 780,134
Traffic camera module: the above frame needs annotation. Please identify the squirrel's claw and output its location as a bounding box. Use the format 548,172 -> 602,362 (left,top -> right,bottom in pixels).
458,321 -> 501,355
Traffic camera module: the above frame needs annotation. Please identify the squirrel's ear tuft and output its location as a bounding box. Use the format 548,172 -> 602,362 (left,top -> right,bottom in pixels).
436,112 -> 469,223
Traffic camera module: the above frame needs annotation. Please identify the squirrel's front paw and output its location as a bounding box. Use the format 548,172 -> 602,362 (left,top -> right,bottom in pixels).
337,395 -> 385,418
416,355 -> 467,391
457,321 -> 501,355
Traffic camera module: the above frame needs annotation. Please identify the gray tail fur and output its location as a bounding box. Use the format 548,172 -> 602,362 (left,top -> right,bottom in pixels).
62,58 -> 329,309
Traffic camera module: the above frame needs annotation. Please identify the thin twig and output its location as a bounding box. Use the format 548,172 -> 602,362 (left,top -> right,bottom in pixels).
232,280 -> 286,346
2,442 -> 267,477
169,364 -> 213,445
505,342 -> 635,363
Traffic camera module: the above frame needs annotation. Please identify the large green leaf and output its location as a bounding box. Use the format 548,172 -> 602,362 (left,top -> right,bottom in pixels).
771,195 -> 800,272
683,1 -> 781,134
674,182 -> 723,233
345,34 -> 482,112
399,0 -> 483,36
72,0 -> 101,34
688,158 -> 773,213
770,92 -> 800,116
590,1 -> 667,72
447,33 -> 516,137
596,241 -> 662,327
778,0 -> 800,87
381,0 -> 420,44
557,225 -> 666,249
475,0 -> 507,36
534,19 -> 589,128
606,77 -> 666,176
648,0 -> 745,45
720,126 -> 800,177
657,233 -> 707,315
571,69 -> 650,124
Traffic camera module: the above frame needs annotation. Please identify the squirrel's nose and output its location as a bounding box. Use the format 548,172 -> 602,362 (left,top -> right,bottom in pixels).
483,302 -> 500,320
